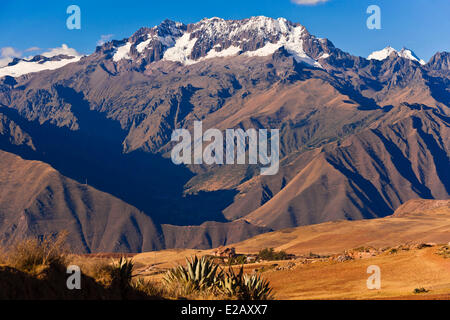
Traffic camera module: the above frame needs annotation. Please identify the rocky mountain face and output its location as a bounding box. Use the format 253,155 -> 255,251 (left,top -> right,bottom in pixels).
427,52 -> 450,72
0,16 -> 448,253
243,104 -> 450,229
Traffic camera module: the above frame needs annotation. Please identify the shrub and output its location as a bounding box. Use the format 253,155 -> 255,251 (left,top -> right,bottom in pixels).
416,243 -> 432,249
6,232 -> 68,272
436,245 -> 450,258
79,259 -> 114,284
228,255 -> 247,265
413,287 -> 428,294
353,246 -> 375,253
257,248 -> 288,261
308,252 -> 322,259
388,248 -> 398,254
132,278 -> 167,297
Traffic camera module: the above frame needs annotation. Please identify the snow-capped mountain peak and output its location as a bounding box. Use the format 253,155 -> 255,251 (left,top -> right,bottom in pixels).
398,48 -> 426,65
367,46 -> 397,61
109,16 -> 332,68
368,46 -> 426,65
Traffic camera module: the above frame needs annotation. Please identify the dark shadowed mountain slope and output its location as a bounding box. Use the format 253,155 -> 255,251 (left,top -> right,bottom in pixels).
0,149 -> 268,253
0,149 -> 162,253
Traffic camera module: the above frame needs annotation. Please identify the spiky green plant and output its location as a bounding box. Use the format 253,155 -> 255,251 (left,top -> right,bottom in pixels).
163,256 -> 274,299
163,256 -> 222,294
219,266 -> 273,300
242,273 -> 273,300
110,256 -> 134,290
219,265 -> 244,297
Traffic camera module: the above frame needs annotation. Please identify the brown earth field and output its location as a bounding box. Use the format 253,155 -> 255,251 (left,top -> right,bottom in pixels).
130,199 -> 450,299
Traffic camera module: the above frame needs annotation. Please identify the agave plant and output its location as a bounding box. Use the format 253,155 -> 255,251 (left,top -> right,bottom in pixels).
219,266 -> 273,300
242,273 -> 273,300
111,256 -> 134,289
163,256 -> 222,294
219,265 -> 244,297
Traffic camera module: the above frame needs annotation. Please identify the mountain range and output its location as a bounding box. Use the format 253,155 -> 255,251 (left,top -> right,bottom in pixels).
0,16 -> 448,253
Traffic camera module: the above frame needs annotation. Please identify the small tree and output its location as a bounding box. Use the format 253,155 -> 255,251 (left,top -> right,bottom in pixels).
257,248 -> 288,261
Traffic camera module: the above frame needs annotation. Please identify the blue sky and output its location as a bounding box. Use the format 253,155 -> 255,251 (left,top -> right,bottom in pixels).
0,0 -> 449,63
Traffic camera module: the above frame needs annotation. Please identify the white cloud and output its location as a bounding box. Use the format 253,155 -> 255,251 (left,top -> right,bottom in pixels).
97,34 -> 114,46
0,47 -> 22,67
24,46 -> 41,52
1,47 -> 21,58
41,44 -> 81,58
291,0 -> 330,5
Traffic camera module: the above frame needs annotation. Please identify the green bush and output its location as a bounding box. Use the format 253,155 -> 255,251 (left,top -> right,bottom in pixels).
228,255 -> 247,265
257,248 -> 288,261
388,248 -> 398,254
413,287 -> 428,294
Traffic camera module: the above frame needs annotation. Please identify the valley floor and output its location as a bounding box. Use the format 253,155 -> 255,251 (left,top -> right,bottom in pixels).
130,199 -> 450,300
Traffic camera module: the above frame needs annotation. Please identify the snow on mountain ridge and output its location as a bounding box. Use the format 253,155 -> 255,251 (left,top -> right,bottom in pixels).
41,44 -> 81,58
398,48 -> 426,65
0,18 -> 433,79
162,32 -> 199,65
113,42 -> 132,62
0,17 -> 330,77
368,46 -> 426,65
367,46 -> 397,61
0,44 -> 82,78
112,16 -> 323,67
193,16 -> 295,39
